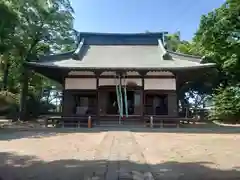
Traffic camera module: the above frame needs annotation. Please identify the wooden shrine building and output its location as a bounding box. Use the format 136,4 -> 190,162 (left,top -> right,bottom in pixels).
22,32 -> 215,124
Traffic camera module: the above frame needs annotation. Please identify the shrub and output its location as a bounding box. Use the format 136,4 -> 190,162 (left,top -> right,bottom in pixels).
0,91 -> 55,121
0,91 -> 19,119
209,85 -> 240,123
26,93 -> 56,119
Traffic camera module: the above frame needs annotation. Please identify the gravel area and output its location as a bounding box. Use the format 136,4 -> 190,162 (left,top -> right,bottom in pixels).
0,128 -> 239,179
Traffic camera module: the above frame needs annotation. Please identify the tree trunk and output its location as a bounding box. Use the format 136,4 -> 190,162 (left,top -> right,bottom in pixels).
2,62 -> 9,90
19,68 -> 29,121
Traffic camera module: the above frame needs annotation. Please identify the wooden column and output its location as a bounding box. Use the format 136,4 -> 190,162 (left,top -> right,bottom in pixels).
142,77 -> 144,121
174,71 -> 180,117
19,67 -> 29,121
140,71 -> 146,121
61,89 -> 65,117
61,71 -> 67,117
95,71 -> 100,125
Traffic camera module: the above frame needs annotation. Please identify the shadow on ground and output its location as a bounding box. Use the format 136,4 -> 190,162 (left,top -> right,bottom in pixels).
0,152 -> 239,180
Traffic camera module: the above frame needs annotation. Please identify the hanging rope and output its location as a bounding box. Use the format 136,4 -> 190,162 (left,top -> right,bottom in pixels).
123,75 -> 128,118
115,75 -> 120,116
115,74 -> 123,119
118,75 -> 123,118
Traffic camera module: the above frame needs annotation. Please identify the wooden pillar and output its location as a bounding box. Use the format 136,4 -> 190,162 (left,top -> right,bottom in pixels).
174,72 -> 180,117
61,89 -> 65,117
61,75 -> 66,117
61,70 -> 70,117
140,71 -> 146,121
96,71 -> 100,125
19,67 -> 29,121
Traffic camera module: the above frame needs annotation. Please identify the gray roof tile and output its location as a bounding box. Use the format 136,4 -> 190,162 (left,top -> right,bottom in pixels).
26,32 -> 215,70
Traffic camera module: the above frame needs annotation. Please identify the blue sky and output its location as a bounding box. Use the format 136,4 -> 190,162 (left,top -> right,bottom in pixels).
70,0 -> 225,40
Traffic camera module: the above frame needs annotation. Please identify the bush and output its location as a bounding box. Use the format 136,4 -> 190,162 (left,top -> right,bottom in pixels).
26,93 -> 56,119
0,91 -> 55,121
209,85 -> 240,123
0,91 -> 19,119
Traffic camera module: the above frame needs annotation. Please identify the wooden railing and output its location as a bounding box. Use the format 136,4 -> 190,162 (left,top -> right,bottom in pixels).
44,116 -> 95,128
144,116 -> 181,128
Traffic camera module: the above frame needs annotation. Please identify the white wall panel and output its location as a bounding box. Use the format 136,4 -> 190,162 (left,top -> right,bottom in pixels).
99,78 -> 142,86
65,78 -> 96,89
100,71 -> 140,76
68,71 -> 95,76
146,71 -> 174,76
101,71 -> 116,76
99,78 -> 116,86
144,78 -> 176,90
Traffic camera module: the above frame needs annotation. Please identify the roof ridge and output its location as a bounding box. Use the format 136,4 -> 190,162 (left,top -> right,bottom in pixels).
79,32 -> 166,37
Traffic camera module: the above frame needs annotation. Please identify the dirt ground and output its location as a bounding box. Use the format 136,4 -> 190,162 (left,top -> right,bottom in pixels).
0,128 -> 240,180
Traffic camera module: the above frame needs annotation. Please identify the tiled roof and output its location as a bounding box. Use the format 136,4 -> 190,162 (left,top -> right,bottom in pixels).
26,32 -> 215,71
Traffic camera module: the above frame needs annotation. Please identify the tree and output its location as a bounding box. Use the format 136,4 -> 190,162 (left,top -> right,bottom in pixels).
0,0 -> 77,120
194,0 -> 240,86
193,0 -> 240,122
210,85 -> 240,123
0,1 -> 19,90
165,32 -> 217,112
2,0 -> 76,92
165,32 -> 181,51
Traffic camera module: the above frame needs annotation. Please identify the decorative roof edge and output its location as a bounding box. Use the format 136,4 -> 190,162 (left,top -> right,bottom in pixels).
37,51 -> 75,62
78,32 -> 166,38
167,50 -> 202,59
72,38 -> 85,60
157,39 -> 167,55
25,61 -> 216,71
158,39 -> 173,60
167,50 -> 206,63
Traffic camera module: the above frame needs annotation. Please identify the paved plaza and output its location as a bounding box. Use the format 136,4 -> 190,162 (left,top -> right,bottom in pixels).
0,128 -> 240,179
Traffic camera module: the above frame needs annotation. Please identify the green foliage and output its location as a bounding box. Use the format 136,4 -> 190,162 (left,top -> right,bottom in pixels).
166,32 -> 218,111
0,91 -> 55,120
165,32 -> 181,52
176,41 -> 203,56
194,0 -> 240,86
167,0 -> 240,123
191,0 -> 240,123
26,93 -> 55,119
0,1 -> 18,53
0,91 -> 19,106
0,91 -> 19,119
0,0 -> 76,92
165,32 -> 201,56
210,85 -> 240,123
0,0 -> 75,119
